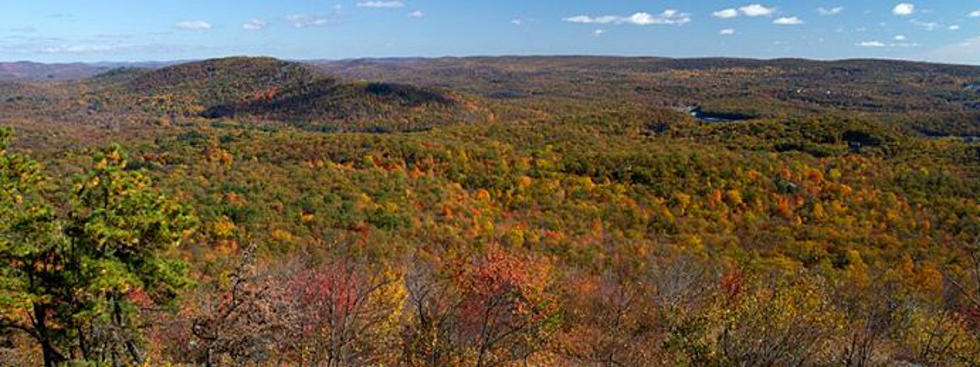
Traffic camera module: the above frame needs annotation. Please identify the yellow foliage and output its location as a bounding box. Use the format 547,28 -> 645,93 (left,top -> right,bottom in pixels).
674,191 -> 692,210
300,211 -> 315,223
828,168 -> 842,180
212,217 -> 236,238
812,203 -> 826,220
272,229 -> 296,243
845,250 -> 870,288
725,189 -> 743,206
505,226 -> 526,247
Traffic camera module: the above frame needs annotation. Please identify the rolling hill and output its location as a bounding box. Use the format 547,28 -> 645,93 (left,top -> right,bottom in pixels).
85,57 -> 487,131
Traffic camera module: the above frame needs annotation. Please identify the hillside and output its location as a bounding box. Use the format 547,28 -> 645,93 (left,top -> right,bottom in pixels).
83,57 -> 483,131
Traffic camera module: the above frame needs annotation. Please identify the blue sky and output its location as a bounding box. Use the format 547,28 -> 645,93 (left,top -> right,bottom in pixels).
1,0 -> 978,64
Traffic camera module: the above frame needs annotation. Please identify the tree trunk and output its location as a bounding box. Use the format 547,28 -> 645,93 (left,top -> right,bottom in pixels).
34,305 -> 66,367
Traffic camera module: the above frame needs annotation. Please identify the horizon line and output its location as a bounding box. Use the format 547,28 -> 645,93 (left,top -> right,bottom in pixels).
2,53 -> 979,67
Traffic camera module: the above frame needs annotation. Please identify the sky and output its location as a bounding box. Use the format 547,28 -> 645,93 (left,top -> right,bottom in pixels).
1,0 -> 979,64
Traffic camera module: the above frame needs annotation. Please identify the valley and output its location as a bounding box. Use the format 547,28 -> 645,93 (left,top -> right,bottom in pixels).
1,55 -> 979,366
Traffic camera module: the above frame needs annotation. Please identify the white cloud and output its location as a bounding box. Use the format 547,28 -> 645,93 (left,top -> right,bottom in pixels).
856,40 -> 919,48
970,10 -> 980,17
357,1 -> 404,8
894,34 -> 906,41
948,25 -> 960,31
892,3 -> 915,16
773,17 -> 804,25
563,10 -> 691,26
719,28 -> 736,35
511,19 -> 522,26
407,10 -> 424,18
713,8 -> 738,19
242,19 -> 267,30
857,41 -> 886,47
285,14 -> 328,28
593,29 -> 606,36
739,4 -> 776,17
817,7 -> 844,16
175,21 -> 212,30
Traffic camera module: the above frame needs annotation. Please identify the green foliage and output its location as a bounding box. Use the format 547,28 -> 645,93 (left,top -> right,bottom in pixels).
0,135 -> 196,366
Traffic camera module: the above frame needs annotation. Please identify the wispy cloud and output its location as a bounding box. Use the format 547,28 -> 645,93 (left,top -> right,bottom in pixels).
43,44 -> 128,53
920,36 -> 980,65
817,7 -> 844,16
857,41 -> 886,47
857,40 -> 918,48
242,19 -> 267,30
407,10 -> 424,18
773,17 -> 804,25
911,19 -> 939,31
564,10 -> 691,26
9,26 -> 38,33
970,10 -> 980,18
285,14 -> 328,28
593,29 -> 606,37
0,40 -> 226,58
175,21 -> 212,30
719,28 -> 736,35
357,1 -> 404,8
892,3 -> 915,16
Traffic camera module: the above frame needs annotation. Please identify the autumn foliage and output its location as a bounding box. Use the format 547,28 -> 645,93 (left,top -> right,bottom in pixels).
1,56 -> 979,365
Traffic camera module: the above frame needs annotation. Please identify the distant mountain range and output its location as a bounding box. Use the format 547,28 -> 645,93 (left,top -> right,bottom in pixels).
5,55 -> 978,82
0,61 -> 180,81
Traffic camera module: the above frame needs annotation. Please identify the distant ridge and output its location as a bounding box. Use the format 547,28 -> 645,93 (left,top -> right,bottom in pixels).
3,55 -> 978,81
0,61 -> 109,81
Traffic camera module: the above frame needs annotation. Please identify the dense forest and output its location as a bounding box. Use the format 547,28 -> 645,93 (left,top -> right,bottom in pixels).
0,56 -> 978,366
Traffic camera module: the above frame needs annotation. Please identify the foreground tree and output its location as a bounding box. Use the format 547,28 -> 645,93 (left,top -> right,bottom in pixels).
401,247 -> 559,367
186,246 -> 404,366
0,129 -> 196,366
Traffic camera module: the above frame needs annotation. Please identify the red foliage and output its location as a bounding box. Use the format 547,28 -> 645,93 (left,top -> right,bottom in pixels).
456,247 -> 553,336
125,288 -> 154,309
960,305 -> 980,332
721,263 -> 743,306
288,261 -> 361,336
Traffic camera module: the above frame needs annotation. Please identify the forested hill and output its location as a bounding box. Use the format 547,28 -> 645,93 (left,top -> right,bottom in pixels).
81,57 -> 486,132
